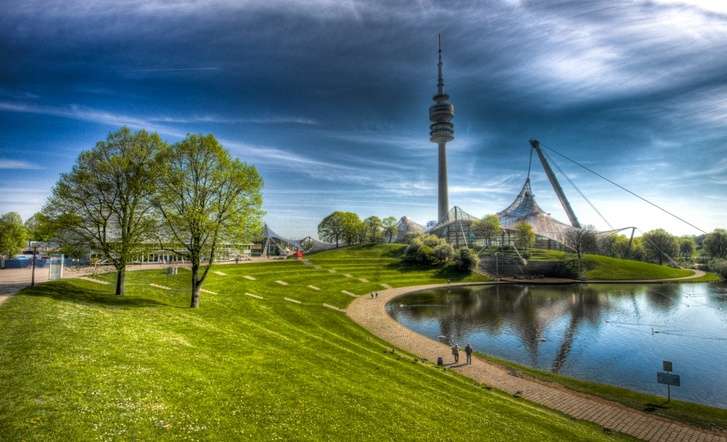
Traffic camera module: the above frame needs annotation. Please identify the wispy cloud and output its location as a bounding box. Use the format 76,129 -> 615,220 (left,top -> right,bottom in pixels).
0,159 -> 44,170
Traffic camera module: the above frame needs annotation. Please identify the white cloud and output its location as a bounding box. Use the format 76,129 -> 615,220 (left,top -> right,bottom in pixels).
0,159 -> 44,170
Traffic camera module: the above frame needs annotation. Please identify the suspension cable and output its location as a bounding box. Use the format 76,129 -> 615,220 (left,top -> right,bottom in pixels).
541,148 -> 614,230
527,147 -> 534,179
540,144 -> 707,234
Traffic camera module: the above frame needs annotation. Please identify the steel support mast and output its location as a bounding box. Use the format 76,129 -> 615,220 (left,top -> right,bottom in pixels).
530,139 -> 581,228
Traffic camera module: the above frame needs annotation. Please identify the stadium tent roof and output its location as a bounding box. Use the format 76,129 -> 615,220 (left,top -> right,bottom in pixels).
496,178 -> 574,244
395,216 -> 426,242
263,224 -> 336,253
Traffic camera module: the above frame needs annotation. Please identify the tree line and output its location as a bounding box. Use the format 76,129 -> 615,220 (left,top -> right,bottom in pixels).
1,128 -> 264,308
317,212 -> 399,247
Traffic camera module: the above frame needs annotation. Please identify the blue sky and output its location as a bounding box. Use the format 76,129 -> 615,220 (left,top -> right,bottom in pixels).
1,0 -> 727,238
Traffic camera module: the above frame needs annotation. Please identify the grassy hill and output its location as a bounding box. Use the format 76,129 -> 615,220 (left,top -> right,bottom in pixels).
0,244 -> 625,441
527,248 -> 696,280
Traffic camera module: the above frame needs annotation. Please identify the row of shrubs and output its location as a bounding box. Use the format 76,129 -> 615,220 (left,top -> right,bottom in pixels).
708,259 -> 727,279
402,234 -> 479,273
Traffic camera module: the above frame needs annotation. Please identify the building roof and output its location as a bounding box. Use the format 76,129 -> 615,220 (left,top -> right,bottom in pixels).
497,178 -> 574,244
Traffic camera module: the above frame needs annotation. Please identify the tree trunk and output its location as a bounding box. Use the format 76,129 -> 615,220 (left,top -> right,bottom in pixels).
115,267 -> 125,296
190,265 -> 201,308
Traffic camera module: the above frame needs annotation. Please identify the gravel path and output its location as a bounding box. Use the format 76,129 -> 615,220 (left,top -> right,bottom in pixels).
347,283 -> 726,442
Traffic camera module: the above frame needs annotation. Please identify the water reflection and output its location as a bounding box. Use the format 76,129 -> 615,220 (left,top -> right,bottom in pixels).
388,282 -> 727,408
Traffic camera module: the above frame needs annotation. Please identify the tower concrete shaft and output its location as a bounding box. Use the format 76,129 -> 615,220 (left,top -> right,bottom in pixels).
438,142 -> 448,222
429,34 -> 455,223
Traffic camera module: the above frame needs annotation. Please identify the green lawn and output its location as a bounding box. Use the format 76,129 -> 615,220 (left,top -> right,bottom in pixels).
582,254 -> 694,280
525,248 -> 696,280
0,244 -> 625,441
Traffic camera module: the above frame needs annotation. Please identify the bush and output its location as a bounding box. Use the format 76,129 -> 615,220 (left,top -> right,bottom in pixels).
709,259 -> 727,279
455,248 -> 479,273
403,234 -> 453,267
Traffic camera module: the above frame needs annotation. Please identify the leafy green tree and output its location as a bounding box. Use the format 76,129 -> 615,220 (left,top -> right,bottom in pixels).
704,229 -> 727,259
0,212 -> 28,262
45,128 -> 164,295
565,225 -> 597,260
318,212 -> 346,248
641,229 -> 678,265
678,237 -> 696,261
340,212 -> 362,246
363,216 -> 383,243
24,212 -> 55,242
472,214 -> 501,247
382,216 -> 398,243
155,134 -> 263,308
403,234 -> 453,266
514,222 -> 535,251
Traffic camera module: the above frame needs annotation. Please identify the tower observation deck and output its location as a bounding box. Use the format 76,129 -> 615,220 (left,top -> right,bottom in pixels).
429,34 -> 455,223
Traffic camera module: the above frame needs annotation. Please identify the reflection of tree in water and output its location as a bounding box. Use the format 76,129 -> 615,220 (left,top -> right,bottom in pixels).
645,283 -> 681,312
399,284 -> 612,369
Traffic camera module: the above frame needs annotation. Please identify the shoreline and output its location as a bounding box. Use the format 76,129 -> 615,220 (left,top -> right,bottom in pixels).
347,282 -> 726,442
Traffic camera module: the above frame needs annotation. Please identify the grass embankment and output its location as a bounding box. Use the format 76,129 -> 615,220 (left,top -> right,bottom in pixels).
0,244 -> 624,441
528,249 -> 697,280
476,352 -> 727,432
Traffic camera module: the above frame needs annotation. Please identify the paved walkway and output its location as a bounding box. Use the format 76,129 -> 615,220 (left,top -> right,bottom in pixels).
348,283 -> 726,442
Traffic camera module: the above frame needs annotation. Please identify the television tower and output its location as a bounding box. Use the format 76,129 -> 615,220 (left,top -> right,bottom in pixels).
429,34 -> 455,223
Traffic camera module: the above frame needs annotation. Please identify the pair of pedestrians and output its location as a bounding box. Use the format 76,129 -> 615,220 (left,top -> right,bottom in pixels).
451,343 -> 473,365
370,292 -> 379,299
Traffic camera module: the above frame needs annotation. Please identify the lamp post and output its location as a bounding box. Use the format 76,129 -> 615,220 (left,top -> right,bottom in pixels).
31,244 -> 38,288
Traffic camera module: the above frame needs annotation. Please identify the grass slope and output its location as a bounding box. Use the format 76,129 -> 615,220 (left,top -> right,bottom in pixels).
528,249 -> 694,280
0,244 -> 624,441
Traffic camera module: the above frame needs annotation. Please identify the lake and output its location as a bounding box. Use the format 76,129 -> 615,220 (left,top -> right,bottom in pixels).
386,282 -> 727,408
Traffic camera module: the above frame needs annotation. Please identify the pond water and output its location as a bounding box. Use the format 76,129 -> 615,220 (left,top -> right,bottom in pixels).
387,283 -> 727,408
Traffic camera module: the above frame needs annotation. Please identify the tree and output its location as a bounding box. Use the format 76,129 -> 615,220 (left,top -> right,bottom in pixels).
45,128 -> 164,295
0,212 -> 28,262
641,229 -> 678,265
24,212 -> 54,242
382,216 -> 398,243
318,212 -> 346,248
564,225 -> 597,260
514,222 -> 535,251
363,216 -> 383,243
155,134 -> 263,308
472,214 -> 501,247
340,212 -> 362,246
704,229 -> 727,259
678,237 -> 696,261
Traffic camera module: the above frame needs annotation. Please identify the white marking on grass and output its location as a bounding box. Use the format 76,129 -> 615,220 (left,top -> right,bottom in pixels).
328,269 -> 336,273
274,280 -> 288,286
380,283 -> 392,289
149,283 -> 172,291
343,273 -> 353,278
200,288 -> 218,295
313,265 -> 321,269
79,277 -> 109,285
357,278 -> 369,283
245,292 -> 263,299
307,285 -> 321,291
242,275 -> 256,280
322,303 -> 345,313
341,290 -> 358,297
213,271 -> 227,276
284,297 -> 301,304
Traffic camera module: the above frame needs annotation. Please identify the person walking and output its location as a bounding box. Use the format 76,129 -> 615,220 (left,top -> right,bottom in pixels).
464,343 -> 473,365
451,343 -> 459,364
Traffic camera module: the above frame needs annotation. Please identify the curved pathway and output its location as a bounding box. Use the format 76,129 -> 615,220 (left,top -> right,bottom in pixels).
348,283 -> 726,442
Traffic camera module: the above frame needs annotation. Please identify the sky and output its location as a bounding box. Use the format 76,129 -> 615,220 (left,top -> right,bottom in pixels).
1,0 -> 727,238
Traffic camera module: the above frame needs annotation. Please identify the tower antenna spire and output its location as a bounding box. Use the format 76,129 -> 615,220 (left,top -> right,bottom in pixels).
437,33 -> 444,95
